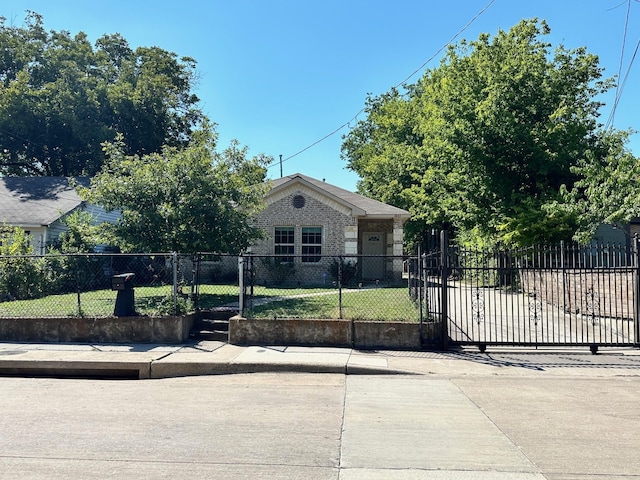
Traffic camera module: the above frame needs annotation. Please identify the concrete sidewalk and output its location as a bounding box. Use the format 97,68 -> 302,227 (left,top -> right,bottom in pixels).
2,340 -> 640,379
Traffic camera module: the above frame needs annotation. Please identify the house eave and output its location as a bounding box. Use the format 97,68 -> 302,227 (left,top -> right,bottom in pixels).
269,176 -> 368,217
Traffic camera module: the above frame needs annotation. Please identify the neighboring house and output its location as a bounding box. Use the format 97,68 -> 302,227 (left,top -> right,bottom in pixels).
251,173 -> 410,285
0,177 -> 117,254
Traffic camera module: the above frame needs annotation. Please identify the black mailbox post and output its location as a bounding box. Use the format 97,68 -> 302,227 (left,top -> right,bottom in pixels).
111,273 -> 136,316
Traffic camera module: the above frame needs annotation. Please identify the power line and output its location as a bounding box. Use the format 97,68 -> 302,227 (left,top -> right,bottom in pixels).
269,0 -> 497,171
607,36 -> 640,130
607,0 -> 632,128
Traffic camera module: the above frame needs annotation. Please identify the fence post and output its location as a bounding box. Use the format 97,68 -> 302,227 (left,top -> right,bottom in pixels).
75,255 -> 82,317
238,254 -> 245,317
193,254 -> 200,311
440,230 -> 449,350
417,244 -> 423,325
338,255 -> 343,319
634,236 -> 640,347
172,252 -> 178,315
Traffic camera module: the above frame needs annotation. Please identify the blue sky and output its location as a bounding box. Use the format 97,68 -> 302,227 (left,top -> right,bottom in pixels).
2,0 -> 639,191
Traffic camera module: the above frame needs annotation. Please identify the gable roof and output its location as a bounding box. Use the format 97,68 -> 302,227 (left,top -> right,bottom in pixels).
0,177 -> 89,227
268,173 -> 410,219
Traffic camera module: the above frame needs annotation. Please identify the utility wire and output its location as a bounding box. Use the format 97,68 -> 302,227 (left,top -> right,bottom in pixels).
607,36 -> 640,130
607,0 -> 632,128
269,0 -> 497,171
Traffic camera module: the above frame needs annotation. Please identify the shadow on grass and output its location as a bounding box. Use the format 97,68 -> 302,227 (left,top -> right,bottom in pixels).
250,297 -> 338,319
195,293 -> 242,310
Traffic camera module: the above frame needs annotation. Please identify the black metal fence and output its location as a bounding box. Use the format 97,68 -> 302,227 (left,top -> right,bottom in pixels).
415,238 -> 640,349
4,243 -> 638,350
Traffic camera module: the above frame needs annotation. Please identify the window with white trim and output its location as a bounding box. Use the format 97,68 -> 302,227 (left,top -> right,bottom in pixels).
274,226 -> 294,262
301,226 -> 322,263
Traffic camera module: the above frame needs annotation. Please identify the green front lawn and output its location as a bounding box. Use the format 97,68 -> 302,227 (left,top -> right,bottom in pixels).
0,284 -> 419,321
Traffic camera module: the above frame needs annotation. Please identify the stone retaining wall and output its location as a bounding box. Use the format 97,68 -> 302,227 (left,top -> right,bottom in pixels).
229,316 -> 443,350
519,269 -> 636,319
0,315 -> 195,344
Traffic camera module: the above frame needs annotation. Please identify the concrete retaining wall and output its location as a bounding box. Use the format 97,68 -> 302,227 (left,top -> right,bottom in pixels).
229,317 -> 353,347
229,316 -> 444,350
0,315 -> 195,344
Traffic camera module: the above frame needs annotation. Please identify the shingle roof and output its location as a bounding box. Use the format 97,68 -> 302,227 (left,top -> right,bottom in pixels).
0,177 -> 89,227
269,173 -> 410,218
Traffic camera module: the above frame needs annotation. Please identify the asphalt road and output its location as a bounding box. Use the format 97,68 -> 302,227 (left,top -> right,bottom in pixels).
2,366 -> 640,479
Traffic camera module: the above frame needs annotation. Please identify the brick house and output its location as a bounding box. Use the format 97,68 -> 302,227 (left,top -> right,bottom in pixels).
250,173 -> 410,285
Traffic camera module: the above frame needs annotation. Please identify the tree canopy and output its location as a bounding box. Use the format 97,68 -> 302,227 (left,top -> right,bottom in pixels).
342,19 -> 634,247
0,11 -> 204,176
79,127 -> 271,253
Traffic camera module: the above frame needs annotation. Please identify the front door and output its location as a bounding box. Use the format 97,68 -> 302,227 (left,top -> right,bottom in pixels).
362,232 -> 385,280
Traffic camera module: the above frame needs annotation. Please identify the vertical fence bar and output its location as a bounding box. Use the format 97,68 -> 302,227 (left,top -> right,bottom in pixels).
440,230 -> 449,349
172,252 -> 178,315
338,255 -> 343,319
418,245 -> 423,326
193,254 -> 201,311
75,256 -> 82,317
634,236 -> 640,346
238,254 -> 245,317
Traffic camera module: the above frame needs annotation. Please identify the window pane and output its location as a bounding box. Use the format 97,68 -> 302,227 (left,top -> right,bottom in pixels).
275,227 -> 294,244
301,227 -> 321,262
275,227 -> 294,262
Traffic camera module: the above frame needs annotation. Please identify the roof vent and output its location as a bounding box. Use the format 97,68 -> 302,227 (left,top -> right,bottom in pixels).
292,194 -> 305,209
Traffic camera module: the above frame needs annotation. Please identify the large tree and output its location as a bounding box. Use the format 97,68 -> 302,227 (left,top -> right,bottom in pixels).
342,19 -> 619,247
563,129 -> 640,243
80,127 -> 271,253
0,11 -> 204,176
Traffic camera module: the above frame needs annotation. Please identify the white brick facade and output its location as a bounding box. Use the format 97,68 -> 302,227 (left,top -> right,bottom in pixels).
251,174 -> 410,285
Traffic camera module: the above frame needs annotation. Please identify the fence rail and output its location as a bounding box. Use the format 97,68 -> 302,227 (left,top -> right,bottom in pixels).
421,240 -> 640,348
2,243 -> 639,350
0,253 -> 188,318
0,253 -> 417,323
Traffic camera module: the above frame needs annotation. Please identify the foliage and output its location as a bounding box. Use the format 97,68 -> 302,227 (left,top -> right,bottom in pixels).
341,19 -> 619,247
0,12 -> 204,176
561,130 -> 640,243
0,226 -> 46,300
260,257 -> 296,285
327,259 -> 358,287
52,210 -> 100,253
79,127 -> 271,253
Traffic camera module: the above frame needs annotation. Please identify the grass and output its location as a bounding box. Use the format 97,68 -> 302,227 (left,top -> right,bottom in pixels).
249,287 -> 420,322
0,284 -> 420,321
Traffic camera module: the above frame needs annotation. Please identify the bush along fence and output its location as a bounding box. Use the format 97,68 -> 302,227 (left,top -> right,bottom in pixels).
0,253 -> 197,318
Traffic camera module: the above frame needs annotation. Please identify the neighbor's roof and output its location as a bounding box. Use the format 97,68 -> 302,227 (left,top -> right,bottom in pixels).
0,177 -> 89,227
269,173 -> 410,218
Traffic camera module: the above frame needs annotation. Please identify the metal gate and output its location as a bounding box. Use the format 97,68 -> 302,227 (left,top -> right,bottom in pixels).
416,232 -> 640,350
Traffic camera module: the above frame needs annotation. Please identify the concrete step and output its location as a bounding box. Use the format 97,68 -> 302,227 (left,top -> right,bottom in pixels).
191,329 -> 228,342
199,308 -> 238,321
191,312 -> 231,342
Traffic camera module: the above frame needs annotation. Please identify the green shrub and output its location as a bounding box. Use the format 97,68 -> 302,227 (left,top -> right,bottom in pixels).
328,259 -> 358,287
260,258 -> 295,285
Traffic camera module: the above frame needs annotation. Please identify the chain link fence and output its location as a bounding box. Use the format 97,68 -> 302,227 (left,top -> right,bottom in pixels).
238,254 -> 418,321
0,253 -> 193,318
0,253 -> 419,322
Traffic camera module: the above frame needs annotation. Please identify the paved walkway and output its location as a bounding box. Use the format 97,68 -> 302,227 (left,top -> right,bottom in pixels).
2,340 -> 640,379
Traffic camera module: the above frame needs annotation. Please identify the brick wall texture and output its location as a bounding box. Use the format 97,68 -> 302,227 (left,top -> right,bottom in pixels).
250,187 -> 404,285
